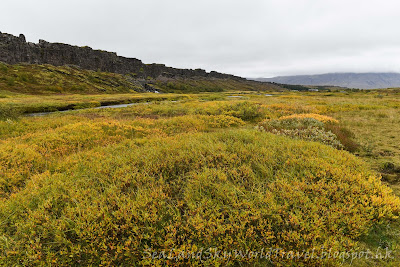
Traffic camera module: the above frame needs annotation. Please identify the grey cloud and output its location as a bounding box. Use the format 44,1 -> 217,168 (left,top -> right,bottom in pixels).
1,0 -> 400,77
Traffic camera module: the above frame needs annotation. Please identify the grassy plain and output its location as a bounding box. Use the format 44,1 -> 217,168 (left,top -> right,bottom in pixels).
0,88 -> 400,265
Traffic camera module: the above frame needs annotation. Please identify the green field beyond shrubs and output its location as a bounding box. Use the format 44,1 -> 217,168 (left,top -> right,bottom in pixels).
0,81 -> 400,265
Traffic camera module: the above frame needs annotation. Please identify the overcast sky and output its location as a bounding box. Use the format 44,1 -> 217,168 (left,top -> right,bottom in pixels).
1,0 -> 400,77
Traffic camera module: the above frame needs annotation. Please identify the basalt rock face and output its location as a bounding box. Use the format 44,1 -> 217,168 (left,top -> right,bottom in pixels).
0,31 -> 243,80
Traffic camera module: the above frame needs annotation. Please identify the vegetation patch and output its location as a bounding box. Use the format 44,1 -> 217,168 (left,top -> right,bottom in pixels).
0,130 -> 399,265
278,113 -> 339,124
0,104 -> 21,121
0,85 -> 400,265
258,114 -> 358,151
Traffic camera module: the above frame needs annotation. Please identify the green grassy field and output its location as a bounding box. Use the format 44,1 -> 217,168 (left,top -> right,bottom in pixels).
1,85 -> 400,265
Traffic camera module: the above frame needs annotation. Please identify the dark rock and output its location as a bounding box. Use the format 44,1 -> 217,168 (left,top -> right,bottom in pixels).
143,83 -> 158,93
19,34 -> 26,42
0,31 -> 244,81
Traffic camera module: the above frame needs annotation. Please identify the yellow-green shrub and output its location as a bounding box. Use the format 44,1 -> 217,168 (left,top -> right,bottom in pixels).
0,114 -> 244,197
97,100 -> 265,122
0,130 -> 398,266
258,114 -> 356,150
278,113 -> 339,124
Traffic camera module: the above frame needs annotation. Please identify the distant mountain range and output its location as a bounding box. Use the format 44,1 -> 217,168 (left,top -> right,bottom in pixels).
253,73 -> 400,89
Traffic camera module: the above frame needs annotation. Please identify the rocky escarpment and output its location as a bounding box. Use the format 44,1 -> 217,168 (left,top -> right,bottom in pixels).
0,31 -> 243,80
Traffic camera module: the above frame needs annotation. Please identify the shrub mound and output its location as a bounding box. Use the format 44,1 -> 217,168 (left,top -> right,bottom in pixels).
278,113 -> 339,124
0,115 -> 244,197
258,114 -> 358,151
0,129 -> 398,265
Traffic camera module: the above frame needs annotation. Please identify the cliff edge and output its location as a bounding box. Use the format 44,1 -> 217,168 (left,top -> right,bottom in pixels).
0,31 -> 243,80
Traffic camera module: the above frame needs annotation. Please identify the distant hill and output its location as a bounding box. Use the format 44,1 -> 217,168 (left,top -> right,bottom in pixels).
253,73 -> 400,89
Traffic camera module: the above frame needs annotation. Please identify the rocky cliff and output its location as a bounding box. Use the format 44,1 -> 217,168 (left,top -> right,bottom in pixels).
0,31 -> 243,80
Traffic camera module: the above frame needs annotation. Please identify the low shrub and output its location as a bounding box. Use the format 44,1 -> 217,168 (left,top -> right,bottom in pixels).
259,115 -> 358,151
0,114 -> 244,197
0,104 -> 21,121
261,117 -> 324,131
226,101 -> 264,122
0,130 -> 398,266
278,113 -> 339,124
269,126 -> 344,149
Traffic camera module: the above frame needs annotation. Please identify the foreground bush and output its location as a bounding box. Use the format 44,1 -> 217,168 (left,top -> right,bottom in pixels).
0,129 -> 398,265
0,114 -> 244,197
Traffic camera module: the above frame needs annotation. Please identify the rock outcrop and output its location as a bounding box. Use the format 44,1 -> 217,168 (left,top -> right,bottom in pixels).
0,31 -> 243,80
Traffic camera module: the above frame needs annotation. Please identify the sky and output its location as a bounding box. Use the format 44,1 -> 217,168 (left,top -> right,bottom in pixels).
1,0 -> 400,78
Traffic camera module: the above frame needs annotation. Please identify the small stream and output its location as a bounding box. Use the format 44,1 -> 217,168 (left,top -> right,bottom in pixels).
26,102 -> 151,117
